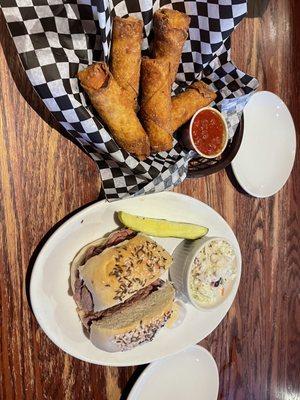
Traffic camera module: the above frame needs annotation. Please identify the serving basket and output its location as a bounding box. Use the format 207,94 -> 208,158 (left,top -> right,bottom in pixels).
1,0 -> 257,200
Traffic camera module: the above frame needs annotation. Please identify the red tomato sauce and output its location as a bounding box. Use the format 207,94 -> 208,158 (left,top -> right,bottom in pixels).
192,109 -> 225,156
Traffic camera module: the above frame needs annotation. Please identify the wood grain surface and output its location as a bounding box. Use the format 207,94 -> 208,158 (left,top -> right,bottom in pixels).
0,0 -> 299,399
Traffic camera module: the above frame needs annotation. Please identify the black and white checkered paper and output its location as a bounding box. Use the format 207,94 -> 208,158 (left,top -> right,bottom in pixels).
1,0 -> 258,200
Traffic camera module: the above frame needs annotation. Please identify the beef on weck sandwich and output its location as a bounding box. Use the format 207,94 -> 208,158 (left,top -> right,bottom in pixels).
70,228 -> 175,352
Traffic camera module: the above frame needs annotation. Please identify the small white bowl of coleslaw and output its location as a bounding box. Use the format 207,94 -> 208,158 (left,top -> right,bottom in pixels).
170,237 -> 238,311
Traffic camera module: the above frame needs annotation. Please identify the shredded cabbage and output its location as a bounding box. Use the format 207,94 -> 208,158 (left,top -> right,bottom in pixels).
189,239 -> 236,305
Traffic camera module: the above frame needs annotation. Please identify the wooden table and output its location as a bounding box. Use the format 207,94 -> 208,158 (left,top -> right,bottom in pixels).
0,1 -> 299,399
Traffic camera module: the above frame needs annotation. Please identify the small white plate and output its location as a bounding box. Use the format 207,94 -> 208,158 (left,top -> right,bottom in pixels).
30,192 -> 241,366
232,91 -> 296,198
127,345 -> 219,400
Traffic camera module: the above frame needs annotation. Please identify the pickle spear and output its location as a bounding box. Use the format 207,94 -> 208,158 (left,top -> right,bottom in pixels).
118,211 -> 208,239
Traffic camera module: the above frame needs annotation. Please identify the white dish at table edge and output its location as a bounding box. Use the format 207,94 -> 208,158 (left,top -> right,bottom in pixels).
127,345 -> 219,400
232,91 -> 296,198
30,192 -> 242,366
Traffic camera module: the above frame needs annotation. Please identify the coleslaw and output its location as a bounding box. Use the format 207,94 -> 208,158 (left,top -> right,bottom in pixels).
189,239 -> 236,305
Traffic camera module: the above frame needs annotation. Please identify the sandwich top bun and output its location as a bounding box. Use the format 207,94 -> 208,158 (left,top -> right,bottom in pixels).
90,280 -> 175,352
72,233 -> 173,313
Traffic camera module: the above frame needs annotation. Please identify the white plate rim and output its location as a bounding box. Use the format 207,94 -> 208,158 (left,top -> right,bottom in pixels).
29,192 -> 242,366
231,90 -> 296,198
127,345 -> 219,400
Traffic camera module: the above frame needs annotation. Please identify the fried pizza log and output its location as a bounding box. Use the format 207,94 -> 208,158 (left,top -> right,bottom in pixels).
78,63 -> 150,159
153,8 -> 190,84
140,58 -> 173,152
110,16 -> 143,110
171,81 -> 217,133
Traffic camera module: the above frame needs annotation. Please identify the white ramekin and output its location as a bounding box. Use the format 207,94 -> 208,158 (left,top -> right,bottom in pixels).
179,107 -> 229,158
170,236 -> 237,311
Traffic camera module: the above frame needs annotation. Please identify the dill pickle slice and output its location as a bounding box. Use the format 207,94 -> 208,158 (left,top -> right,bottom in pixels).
118,211 -> 208,239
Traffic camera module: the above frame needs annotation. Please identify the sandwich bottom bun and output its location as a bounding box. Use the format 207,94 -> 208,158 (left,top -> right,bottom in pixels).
90,281 -> 175,352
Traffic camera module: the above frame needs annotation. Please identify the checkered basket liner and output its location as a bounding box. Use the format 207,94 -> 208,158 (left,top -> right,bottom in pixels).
1,0 -> 258,200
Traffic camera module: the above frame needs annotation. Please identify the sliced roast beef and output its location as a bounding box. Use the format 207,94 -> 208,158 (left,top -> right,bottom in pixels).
80,286 -> 93,313
82,279 -> 163,327
81,245 -> 105,265
105,228 -> 136,248
81,228 -> 135,265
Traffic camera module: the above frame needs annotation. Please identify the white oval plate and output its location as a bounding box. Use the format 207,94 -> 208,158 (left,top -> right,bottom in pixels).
30,192 -> 241,366
127,345 -> 219,400
232,91 -> 296,198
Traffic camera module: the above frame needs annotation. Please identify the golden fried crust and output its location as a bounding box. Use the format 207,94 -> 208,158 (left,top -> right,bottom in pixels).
140,58 -> 173,152
171,81 -> 217,133
110,16 -> 143,111
153,9 -> 191,84
157,8 -> 191,29
78,63 -> 150,159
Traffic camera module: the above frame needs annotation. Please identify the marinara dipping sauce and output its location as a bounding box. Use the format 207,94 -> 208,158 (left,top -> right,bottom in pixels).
190,108 -> 228,158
